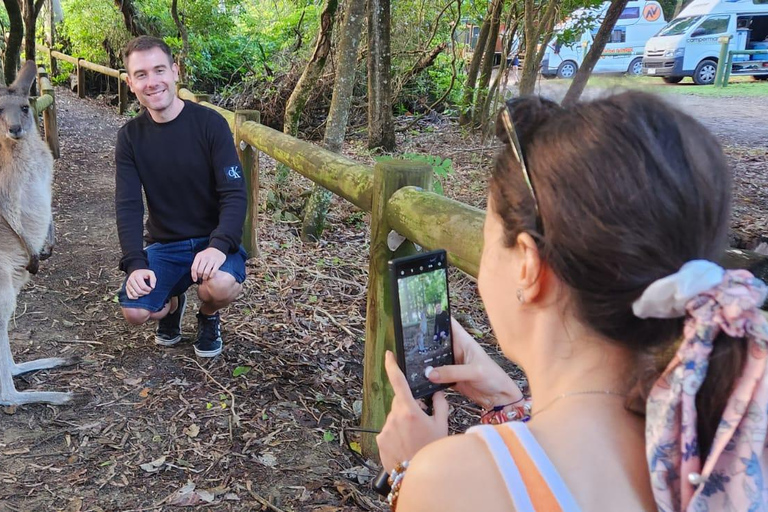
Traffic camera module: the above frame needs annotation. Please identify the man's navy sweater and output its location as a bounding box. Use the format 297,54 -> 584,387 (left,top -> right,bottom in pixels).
115,101 -> 246,274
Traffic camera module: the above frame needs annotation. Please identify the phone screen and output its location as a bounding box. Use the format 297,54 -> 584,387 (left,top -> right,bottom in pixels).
390,250 -> 454,399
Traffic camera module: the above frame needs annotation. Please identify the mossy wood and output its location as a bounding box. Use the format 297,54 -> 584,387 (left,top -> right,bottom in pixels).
361,161 -> 433,457
51,50 -> 77,65
387,187 -> 484,278
78,60 -> 121,79
235,110 -> 261,258
76,59 -> 85,99
36,67 -> 59,158
118,70 -> 128,115
180,89 -> 375,212
31,94 -> 53,113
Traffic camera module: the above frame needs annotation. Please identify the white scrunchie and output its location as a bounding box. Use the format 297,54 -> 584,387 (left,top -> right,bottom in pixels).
632,260 -> 725,319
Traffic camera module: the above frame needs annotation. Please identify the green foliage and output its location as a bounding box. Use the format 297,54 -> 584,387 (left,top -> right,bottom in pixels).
59,0 -> 130,64
232,365 -> 251,377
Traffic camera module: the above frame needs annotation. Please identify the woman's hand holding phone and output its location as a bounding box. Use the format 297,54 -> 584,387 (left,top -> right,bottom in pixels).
425,318 -> 523,410
377,351 -> 449,473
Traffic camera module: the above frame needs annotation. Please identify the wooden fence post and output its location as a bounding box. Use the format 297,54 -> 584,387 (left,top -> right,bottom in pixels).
714,35 -> 732,87
37,68 -> 60,159
48,47 -> 57,76
118,69 -> 128,114
722,51 -> 734,88
176,82 -> 187,96
235,110 -> 261,258
361,160 -> 433,457
194,93 -> 211,103
77,58 -> 85,99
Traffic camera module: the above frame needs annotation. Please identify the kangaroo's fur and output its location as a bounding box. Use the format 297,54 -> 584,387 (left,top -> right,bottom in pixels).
0,61 -> 72,406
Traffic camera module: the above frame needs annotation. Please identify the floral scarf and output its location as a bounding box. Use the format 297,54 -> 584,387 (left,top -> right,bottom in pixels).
640,267 -> 768,512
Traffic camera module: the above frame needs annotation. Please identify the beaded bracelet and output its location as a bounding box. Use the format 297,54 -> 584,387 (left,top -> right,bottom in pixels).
387,460 -> 410,510
480,398 -> 532,425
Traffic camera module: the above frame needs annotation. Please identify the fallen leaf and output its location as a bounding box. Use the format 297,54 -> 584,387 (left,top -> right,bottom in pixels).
123,377 -> 142,386
139,455 -> 166,473
139,387 -> 150,398
64,497 -> 83,512
183,424 -> 200,438
166,480 -> 216,506
257,453 -> 277,467
232,365 -> 251,377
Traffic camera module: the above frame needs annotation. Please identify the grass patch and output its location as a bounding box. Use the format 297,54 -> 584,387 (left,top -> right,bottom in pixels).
546,75 -> 768,97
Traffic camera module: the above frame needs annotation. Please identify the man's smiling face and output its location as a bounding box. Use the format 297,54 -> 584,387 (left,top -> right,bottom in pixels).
125,47 -> 179,115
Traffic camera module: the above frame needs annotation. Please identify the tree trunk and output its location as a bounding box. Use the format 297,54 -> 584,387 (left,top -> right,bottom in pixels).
393,42 -> 447,97
276,0 -> 338,186
518,0 -> 560,95
562,0 -> 629,106
367,0 -> 395,150
458,3 -> 493,126
301,0 -> 366,242
471,0 -> 504,127
672,0 -> 685,18
20,0 -> 44,68
283,0 -> 338,137
171,0 -> 190,82
113,0 -> 147,37
4,0 -> 23,84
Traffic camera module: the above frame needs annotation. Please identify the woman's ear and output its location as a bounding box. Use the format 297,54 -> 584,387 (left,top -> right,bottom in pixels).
516,232 -> 543,302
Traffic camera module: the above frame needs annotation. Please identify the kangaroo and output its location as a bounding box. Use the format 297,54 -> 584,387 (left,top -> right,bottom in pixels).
0,61 -> 72,406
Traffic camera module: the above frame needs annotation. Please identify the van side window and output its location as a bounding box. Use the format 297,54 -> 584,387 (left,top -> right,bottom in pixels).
620,7 -> 640,19
693,15 -> 730,36
610,27 -> 627,43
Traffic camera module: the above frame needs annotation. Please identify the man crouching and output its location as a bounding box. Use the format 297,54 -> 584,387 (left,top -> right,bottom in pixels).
115,36 -> 247,357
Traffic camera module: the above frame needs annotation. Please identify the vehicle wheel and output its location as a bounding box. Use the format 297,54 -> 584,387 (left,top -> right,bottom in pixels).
753,75 -> 768,81
556,61 -> 578,79
627,57 -> 643,77
662,76 -> 684,84
693,59 -> 718,85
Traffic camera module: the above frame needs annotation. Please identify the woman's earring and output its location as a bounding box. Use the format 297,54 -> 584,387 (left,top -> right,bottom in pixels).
516,289 -> 525,304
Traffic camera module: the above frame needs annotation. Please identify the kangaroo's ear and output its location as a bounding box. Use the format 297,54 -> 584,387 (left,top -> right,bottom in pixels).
10,61 -> 38,95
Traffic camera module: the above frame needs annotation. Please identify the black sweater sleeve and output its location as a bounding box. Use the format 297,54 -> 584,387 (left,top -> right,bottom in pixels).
115,126 -> 149,274
206,113 -> 247,254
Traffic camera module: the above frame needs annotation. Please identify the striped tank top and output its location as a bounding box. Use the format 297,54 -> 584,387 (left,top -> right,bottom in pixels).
468,422 -> 582,511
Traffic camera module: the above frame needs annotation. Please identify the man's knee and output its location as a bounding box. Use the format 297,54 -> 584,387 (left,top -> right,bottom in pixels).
198,273 -> 241,304
122,307 -> 152,325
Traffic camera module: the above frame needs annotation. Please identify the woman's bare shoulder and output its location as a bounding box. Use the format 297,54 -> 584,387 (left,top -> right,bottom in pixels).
395,431 -> 514,512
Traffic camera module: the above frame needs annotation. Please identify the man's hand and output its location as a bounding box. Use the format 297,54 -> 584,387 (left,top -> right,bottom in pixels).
125,269 -> 156,300
191,247 -> 226,282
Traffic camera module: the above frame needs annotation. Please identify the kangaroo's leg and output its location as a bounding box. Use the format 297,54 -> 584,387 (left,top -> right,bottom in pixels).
0,271 -> 72,406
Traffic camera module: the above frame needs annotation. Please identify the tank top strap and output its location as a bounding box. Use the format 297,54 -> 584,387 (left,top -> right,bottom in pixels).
468,422 -> 581,512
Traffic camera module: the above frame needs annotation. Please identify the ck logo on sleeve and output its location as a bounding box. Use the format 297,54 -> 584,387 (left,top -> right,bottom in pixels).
224,165 -> 243,181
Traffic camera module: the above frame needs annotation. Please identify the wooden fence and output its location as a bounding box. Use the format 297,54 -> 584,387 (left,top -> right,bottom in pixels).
30,66 -> 60,159
714,36 -> 768,87
34,45 -> 768,456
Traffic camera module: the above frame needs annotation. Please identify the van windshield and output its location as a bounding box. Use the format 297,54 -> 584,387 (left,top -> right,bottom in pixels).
657,16 -> 703,36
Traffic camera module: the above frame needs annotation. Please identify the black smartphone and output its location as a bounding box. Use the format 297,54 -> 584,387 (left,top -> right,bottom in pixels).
389,249 -> 454,400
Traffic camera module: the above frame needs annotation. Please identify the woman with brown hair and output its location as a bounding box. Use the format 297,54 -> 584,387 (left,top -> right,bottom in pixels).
376,91 -> 768,511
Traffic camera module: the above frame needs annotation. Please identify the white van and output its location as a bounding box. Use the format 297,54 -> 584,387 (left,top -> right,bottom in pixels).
542,0 -> 668,78
643,0 -> 768,84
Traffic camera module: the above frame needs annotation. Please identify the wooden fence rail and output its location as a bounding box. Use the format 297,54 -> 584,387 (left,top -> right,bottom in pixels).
32,45 -> 768,457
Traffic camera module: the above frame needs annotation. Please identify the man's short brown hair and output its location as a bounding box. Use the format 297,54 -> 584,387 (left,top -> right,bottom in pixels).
123,36 -> 174,68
